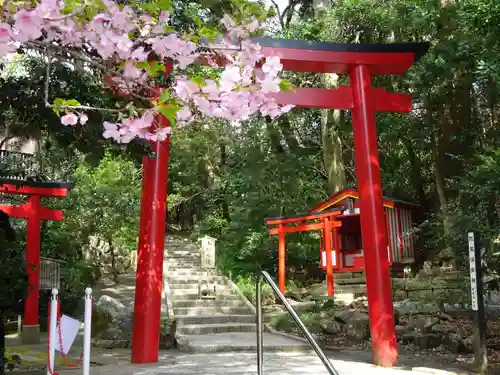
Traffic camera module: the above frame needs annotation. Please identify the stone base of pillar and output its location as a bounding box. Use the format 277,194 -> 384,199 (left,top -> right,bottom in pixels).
21,325 -> 40,344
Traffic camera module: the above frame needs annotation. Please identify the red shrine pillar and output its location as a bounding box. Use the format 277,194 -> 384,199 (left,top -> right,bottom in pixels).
278,224 -> 286,294
323,218 -> 334,297
23,195 -> 42,342
131,117 -> 170,364
350,65 -> 397,366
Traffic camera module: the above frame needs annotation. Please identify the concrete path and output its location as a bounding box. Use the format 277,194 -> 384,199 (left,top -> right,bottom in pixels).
55,350 -> 471,375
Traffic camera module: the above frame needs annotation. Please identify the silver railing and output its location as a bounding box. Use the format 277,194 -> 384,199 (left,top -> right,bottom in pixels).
256,271 -> 340,375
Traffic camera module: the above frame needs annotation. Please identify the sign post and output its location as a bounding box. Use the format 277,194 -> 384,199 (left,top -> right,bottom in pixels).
468,232 -> 487,373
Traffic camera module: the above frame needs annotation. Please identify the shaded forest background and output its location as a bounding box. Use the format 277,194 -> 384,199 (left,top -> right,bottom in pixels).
2,0 -> 500,295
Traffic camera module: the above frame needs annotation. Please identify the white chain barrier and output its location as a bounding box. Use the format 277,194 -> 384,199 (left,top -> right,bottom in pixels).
47,288 -> 92,375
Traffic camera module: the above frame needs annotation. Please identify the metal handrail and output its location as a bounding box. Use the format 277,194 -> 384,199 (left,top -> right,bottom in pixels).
256,270 -> 340,375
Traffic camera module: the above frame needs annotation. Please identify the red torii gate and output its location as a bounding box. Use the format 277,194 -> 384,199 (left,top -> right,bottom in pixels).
265,210 -> 342,296
130,38 -> 429,367
0,180 -> 73,344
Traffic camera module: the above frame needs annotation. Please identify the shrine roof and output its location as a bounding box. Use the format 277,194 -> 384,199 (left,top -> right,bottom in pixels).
253,37 -> 429,75
309,187 -> 424,213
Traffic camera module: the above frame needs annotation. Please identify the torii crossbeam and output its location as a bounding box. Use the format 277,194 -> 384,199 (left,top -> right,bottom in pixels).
130,37 -> 428,368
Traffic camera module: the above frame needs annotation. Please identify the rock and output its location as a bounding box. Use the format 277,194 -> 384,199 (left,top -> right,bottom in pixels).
95,295 -> 128,318
287,300 -> 316,312
93,295 -> 133,341
92,339 -> 130,349
431,323 -> 449,334
394,309 -> 401,325
333,309 -> 368,324
285,288 -> 308,301
395,325 -> 408,340
401,332 -> 442,349
420,316 -> 440,333
402,333 -> 416,345
91,309 -> 112,338
446,333 -> 466,353
416,333 -> 441,349
463,335 -> 474,353
101,327 -> 126,340
320,321 -> 342,335
345,322 -> 370,341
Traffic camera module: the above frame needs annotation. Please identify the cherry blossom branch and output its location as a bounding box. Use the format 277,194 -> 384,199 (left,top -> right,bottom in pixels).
42,48 -> 133,114
28,40 -> 162,99
1,0 -> 293,142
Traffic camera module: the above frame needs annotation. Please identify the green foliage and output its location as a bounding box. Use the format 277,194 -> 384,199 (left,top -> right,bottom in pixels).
234,275 -> 274,305
0,235 -> 29,312
55,153 -> 141,255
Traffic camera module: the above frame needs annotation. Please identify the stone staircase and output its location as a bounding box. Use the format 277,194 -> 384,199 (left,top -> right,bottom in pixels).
162,235 -> 310,353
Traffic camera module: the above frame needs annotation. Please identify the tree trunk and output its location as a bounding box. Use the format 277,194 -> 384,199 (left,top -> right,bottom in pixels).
405,139 -> 427,206
314,0 -> 347,194
321,90 -> 346,193
218,141 -> 230,222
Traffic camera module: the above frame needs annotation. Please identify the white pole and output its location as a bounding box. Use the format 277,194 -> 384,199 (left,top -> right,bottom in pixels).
47,288 -> 58,375
82,288 -> 92,375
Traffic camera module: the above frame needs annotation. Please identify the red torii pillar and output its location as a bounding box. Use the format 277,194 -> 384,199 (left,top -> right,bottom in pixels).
0,181 -> 73,344
131,63 -> 172,364
131,127 -> 170,364
106,61 -> 172,364
258,37 -> 429,367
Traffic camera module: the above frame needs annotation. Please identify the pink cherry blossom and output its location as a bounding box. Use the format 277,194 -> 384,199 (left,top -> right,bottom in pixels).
159,11 -> 170,23
174,78 -> 201,101
202,80 -> 220,100
177,107 -> 193,123
220,66 -> 242,92
260,76 -> 281,93
103,122 -> 121,142
79,114 -> 89,125
130,47 -> 149,61
262,56 -> 283,76
13,10 -> 43,42
123,62 -> 143,80
61,113 -> 78,126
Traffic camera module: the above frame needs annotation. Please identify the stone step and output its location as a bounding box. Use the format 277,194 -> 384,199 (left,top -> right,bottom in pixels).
169,287 -> 233,295
166,276 -> 228,285
170,293 -> 240,302
166,254 -> 201,259
167,270 -> 217,277
176,332 -> 312,353
164,259 -> 202,271
166,263 -> 201,269
168,282 -> 228,290
173,306 -> 253,316
173,299 -> 247,308
175,314 -> 255,325
166,251 -> 200,256
177,322 -> 256,335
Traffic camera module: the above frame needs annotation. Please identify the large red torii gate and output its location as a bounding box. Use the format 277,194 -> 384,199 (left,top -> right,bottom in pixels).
130,38 -> 428,367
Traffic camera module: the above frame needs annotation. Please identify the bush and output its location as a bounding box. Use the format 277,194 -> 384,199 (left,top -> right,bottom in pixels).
235,275 -> 275,305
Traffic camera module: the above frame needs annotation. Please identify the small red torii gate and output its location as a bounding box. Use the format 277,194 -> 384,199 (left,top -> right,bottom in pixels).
0,180 -> 73,344
130,38 -> 429,368
265,210 -> 342,297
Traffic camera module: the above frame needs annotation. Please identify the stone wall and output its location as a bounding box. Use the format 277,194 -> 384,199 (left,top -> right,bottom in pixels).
83,235 -> 136,278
